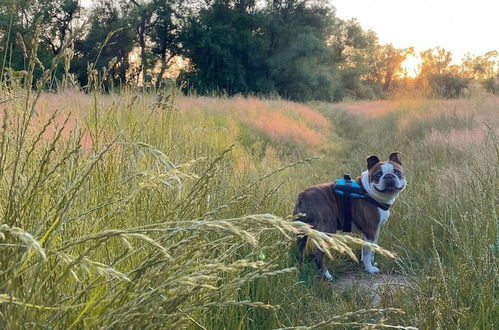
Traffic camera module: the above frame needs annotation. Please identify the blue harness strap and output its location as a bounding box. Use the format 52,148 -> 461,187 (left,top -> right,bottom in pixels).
332,173 -> 391,232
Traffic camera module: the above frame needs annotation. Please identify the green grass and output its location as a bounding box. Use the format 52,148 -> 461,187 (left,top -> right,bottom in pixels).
0,54 -> 498,328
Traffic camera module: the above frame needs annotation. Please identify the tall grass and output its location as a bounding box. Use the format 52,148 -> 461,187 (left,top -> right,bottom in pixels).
0,35 -> 404,329
1,27 -> 497,330
316,97 -> 499,329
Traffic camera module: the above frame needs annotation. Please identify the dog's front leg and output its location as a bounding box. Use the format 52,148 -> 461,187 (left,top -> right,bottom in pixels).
362,211 -> 388,273
362,223 -> 382,273
361,236 -> 380,274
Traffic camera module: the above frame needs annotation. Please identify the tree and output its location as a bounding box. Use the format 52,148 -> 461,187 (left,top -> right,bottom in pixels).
0,0 -> 82,81
150,0 -> 183,88
418,48 -> 470,98
419,47 -> 452,77
40,0 -> 81,55
74,0 -> 134,88
329,20 -> 379,99
427,73 -> 469,98
179,0 -> 345,100
264,0 -> 341,100
460,51 -> 498,81
367,44 -> 413,93
179,0 -> 268,95
122,0 -> 156,85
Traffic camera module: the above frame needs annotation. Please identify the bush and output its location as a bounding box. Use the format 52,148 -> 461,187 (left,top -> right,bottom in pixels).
483,77 -> 499,94
428,73 -> 470,98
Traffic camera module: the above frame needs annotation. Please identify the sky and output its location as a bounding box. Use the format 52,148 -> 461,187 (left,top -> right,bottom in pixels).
333,0 -> 498,62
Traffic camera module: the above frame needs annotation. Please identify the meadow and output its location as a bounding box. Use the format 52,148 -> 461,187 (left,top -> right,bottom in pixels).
0,83 -> 498,329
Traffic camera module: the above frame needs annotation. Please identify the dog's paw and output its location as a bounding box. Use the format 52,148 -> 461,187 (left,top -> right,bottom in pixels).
365,266 -> 380,274
323,270 -> 333,281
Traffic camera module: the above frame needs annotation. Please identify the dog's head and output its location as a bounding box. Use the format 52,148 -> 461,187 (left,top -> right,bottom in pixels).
366,152 -> 407,196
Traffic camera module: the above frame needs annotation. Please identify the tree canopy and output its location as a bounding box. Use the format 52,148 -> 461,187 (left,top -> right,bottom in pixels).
0,0 -> 498,100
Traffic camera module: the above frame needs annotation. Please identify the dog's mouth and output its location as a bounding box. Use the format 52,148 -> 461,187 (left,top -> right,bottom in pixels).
374,185 -> 403,193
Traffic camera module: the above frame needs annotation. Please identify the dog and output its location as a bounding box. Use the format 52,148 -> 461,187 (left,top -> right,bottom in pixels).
293,152 -> 406,280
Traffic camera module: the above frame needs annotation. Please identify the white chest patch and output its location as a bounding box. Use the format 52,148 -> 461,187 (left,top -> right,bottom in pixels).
378,208 -> 390,226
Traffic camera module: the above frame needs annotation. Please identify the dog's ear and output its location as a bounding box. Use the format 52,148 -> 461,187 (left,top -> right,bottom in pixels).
389,152 -> 402,165
367,155 -> 380,170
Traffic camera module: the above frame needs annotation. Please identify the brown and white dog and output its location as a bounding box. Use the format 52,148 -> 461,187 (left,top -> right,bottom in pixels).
293,153 -> 406,280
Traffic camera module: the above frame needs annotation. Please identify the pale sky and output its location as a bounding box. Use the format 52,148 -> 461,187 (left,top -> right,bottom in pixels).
333,0 -> 498,62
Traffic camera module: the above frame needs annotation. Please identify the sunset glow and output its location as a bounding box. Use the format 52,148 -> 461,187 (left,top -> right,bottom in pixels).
334,0 -> 499,62
400,55 -> 422,78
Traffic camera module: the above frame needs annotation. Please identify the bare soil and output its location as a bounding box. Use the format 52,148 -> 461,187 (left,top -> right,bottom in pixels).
334,272 -> 413,306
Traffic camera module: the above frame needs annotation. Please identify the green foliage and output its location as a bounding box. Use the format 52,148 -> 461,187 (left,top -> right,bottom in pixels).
329,19 -> 377,100
427,73 -> 470,98
149,0 -> 183,88
179,1 -> 268,95
483,77 -> 499,94
2,1 -> 497,99
417,47 -> 477,98
0,0 -> 81,82
179,0 -> 374,101
74,0 -> 135,88
264,1 -> 341,101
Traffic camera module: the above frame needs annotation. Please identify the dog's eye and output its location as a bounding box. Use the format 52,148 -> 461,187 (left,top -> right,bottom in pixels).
374,172 -> 382,179
394,169 -> 402,177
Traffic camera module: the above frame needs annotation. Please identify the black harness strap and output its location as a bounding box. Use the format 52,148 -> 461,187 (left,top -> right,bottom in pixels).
362,193 -> 391,211
332,173 -> 391,232
338,181 -> 354,232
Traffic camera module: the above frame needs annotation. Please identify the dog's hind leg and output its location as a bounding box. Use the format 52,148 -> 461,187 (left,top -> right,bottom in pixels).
312,248 -> 332,280
296,235 -> 308,262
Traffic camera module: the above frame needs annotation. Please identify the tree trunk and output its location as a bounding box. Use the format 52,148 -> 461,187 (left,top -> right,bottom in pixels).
139,21 -> 146,86
156,50 -> 167,89
383,69 -> 393,92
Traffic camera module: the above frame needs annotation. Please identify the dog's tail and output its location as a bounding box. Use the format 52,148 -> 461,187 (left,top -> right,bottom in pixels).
293,194 -> 310,223
293,199 -> 301,216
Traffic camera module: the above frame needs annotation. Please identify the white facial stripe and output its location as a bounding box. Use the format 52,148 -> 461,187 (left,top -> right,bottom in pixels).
380,163 -> 394,174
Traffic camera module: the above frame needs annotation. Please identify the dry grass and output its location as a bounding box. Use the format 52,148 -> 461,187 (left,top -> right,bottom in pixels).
328,99 -> 400,117
177,96 -> 330,151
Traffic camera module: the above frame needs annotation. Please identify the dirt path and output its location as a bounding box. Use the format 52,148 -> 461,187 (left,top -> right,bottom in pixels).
335,272 -> 413,306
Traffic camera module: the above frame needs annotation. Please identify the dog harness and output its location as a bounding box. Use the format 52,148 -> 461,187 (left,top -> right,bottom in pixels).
332,173 -> 391,232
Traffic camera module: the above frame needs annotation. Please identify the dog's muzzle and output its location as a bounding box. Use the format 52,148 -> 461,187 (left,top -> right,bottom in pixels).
375,176 -> 404,192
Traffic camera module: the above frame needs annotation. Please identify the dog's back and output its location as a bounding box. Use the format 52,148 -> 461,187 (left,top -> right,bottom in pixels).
293,182 -> 341,234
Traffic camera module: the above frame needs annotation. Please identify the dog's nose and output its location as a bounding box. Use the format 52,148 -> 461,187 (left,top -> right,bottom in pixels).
383,173 -> 396,180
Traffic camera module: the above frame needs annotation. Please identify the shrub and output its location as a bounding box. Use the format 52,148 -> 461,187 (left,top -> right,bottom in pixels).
428,73 -> 470,98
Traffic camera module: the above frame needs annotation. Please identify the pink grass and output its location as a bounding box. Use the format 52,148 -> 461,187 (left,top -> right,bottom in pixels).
177,95 -> 330,150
